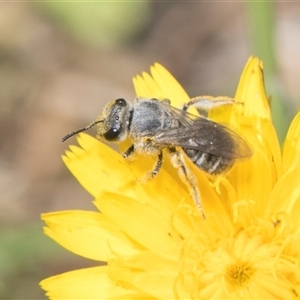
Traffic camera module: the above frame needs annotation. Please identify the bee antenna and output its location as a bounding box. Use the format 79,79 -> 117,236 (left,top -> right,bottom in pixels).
61,119 -> 103,142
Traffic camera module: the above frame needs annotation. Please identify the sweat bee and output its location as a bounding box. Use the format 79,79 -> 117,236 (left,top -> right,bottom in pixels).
62,96 -> 252,218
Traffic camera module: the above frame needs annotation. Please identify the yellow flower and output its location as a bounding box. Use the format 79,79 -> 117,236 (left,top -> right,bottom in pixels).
40,58 -> 300,299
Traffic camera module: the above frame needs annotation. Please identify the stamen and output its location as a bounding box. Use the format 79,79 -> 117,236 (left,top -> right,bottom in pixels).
225,261 -> 255,291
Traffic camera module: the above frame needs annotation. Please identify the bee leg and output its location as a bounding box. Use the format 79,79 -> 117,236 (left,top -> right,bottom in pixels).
148,151 -> 163,179
183,96 -> 237,116
138,151 -> 163,183
168,147 -> 205,219
124,145 -> 163,180
123,145 -> 135,159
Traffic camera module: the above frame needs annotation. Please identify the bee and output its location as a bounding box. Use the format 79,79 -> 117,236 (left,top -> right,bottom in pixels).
62,96 -> 252,218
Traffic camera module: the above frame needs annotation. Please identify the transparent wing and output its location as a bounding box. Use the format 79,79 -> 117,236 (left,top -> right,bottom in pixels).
155,108 -> 252,159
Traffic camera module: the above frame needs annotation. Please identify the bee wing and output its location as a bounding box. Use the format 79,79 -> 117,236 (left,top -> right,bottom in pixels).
155,116 -> 252,159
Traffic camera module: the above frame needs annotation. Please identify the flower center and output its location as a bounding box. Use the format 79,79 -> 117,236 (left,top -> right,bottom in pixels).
225,261 -> 255,291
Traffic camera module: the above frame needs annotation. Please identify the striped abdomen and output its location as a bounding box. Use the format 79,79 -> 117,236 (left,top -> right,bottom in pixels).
183,148 -> 233,175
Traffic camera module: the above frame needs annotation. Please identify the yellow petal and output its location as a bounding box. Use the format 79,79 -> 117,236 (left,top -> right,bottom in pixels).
126,269 -> 179,299
235,56 -> 271,120
267,156 -> 300,226
108,252 -> 183,297
226,57 -> 282,215
150,63 -> 190,106
112,250 -> 178,271
227,136 -> 275,218
133,63 -> 190,108
94,193 -> 179,257
62,133 -> 146,199
109,252 -> 183,299
129,157 -> 187,219
133,72 -> 160,98
282,112 -> 300,173
40,266 -> 141,300
41,211 -> 142,261
234,57 -> 281,178
253,273 -> 298,300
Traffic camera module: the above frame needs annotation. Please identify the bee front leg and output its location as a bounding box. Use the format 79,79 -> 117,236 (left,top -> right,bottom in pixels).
168,147 -> 205,219
123,144 -> 135,159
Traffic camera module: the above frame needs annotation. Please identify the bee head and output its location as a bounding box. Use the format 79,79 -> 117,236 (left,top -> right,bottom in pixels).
97,98 -> 132,142
61,98 -> 132,143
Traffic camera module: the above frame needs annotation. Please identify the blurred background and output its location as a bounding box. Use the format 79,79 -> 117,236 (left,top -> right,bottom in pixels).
0,2 -> 299,299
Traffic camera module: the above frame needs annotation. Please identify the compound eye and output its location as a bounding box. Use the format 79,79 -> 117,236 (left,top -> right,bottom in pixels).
103,126 -> 121,141
115,98 -> 126,106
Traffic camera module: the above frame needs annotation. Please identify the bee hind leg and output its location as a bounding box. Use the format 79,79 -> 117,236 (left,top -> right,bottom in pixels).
183,96 -> 237,116
168,147 -> 205,219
